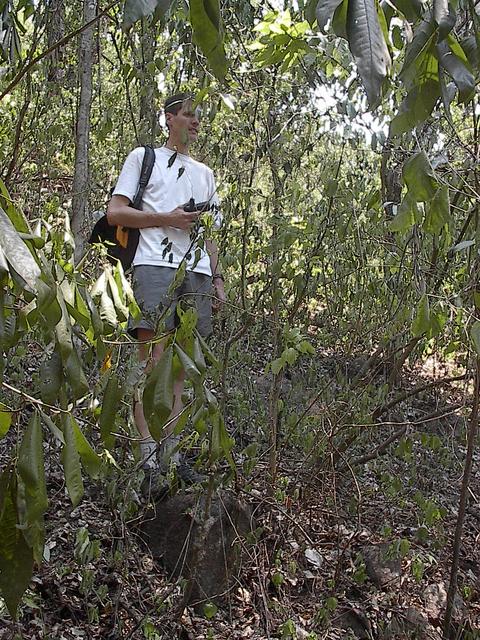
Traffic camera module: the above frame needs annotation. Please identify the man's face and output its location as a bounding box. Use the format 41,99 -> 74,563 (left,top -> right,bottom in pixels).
166,100 -> 200,144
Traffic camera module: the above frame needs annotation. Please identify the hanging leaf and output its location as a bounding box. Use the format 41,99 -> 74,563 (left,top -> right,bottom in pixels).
98,374 -> 124,450
402,152 -> 438,202
61,415 -> 84,507
433,0 -> 455,41
143,346 -> 174,440
174,344 -> 202,384
315,0 -> 344,31
39,351 -> 63,405
0,469 -> 34,619
0,206 -> 40,293
69,416 -> 102,479
411,294 -> 431,337
390,80 -> 441,136
190,0 -> 228,80
423,185 -> 450,234
471,321 -> 480,357
437,38 -> 475,103
389,194 -> 419,233
123,0 -> 173,27
0,402 -> 12,438
346,0 -> 391,107
64,350 -> 89,400
17,412 -> 43,491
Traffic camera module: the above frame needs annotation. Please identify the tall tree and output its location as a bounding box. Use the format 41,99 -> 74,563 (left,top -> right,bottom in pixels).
71,0 -> 97,261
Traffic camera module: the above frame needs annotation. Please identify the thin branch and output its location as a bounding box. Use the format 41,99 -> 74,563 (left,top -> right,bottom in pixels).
0,0 -> 120,102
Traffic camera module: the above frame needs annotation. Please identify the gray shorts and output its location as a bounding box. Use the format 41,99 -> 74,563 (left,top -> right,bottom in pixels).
128,265 -> 213,338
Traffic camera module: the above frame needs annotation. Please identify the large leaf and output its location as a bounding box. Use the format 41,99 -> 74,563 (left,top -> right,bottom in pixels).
98,374 -> 124,450
411,294 -> 430,337
39,351 -> 63,405
123,0 -> 173,27
402,152 -> 438,202
0,206 -> 40,293
0,470 -> 34,619
174,344 -> 202,384
0,402 -> 12,438
390,79 -> 441,136
471,321 -> 480,357
64,349 -> 89,400
423,185 -> 450,234
433,0 -> 455,41
437,37 -> 475,103
70,416 -> 102,479
400,17 -> 436,88
190,0 -> 228,80
17,412 -> 43,491
143,346 -> 174,441
389,193 -> 420,233
61,415 -> 84,507
346,0 -> 391,107
315,0 -> 344,31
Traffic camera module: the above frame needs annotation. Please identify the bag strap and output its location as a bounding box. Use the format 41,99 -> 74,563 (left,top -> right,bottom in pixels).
132,144 -> 155,209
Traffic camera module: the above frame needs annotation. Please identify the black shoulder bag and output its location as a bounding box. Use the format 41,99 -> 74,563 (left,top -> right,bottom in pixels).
89,145 -> 155,271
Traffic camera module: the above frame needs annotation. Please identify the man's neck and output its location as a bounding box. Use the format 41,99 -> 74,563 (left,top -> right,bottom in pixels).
165,135 -> 190,156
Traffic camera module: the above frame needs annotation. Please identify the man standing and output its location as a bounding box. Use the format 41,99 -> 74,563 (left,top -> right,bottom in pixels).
107,93 -> 225,478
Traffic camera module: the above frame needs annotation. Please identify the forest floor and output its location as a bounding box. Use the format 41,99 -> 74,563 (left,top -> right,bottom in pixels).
0,348 -> 479,640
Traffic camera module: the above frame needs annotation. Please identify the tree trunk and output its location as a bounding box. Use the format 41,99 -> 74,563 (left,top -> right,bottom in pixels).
71,0 -> 96,263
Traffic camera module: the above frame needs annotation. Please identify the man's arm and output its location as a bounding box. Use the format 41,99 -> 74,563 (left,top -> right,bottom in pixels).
107,195 -> 199,231
206,238 -> 226,310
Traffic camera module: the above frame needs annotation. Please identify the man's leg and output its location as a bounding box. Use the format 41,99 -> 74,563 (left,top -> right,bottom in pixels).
136,328 -> 186,470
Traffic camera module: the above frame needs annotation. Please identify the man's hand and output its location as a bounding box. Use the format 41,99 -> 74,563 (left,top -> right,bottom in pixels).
166,207 -> 199,231
212,277 -> 226,312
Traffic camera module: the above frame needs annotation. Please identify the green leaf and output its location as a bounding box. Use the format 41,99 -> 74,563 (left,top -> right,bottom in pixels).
471,321 -> 480,357
64,350 -> 89,400
400,18 -> 436,87
98,374 -> 124,450
433,0 -> 455,41
0,402 -> 12,438
0,206 -> 40,293
316,0 -> 344,31
39,410 -> 65,444
0,179 -> 30,233
99,290 -> 118,334
123,0 -> 172,27
0,469 -> 34,619
204,602 -> 218,619
390,80 -> 441,136
389,193 -> 419,233
190,0 -> 228,80
143,347 -> 174,441
17,412 -> 43,490
69,416 -> 102,479
61,415 -> 84,507
437,37 -> 475,103
402,152 -> 438,202
192,335 -> 207,374
39,351 -> 63,405
346,0 -> 391,107
411,294 -> 430,337
423,185 -> 450,234
174,344 -> 202,384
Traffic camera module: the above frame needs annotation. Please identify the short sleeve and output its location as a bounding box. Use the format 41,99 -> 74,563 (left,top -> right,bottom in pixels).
112,147 -> 144,202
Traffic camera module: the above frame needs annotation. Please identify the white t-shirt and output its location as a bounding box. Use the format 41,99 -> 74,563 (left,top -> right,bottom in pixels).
113,146 -> 221,275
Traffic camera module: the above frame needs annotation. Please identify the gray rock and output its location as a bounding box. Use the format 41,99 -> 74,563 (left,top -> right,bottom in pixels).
381,607 -> 441,639
332,606 -> 372,638
423,581 -> 466,624
141,490 -> 252,611
362,543 -> 402,589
